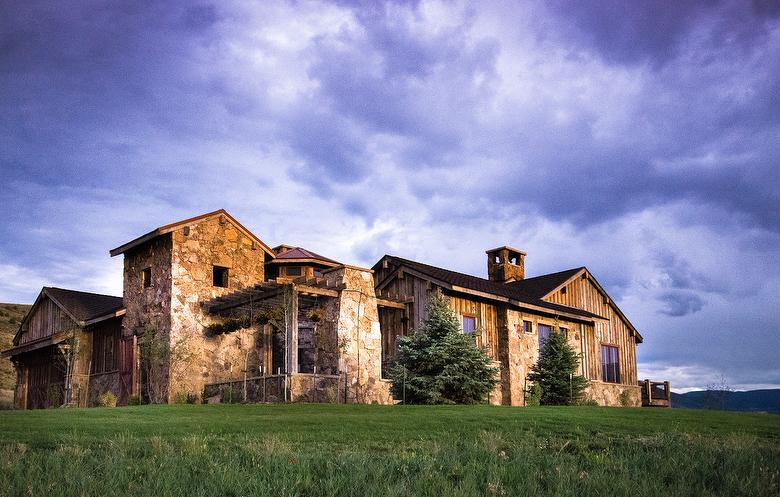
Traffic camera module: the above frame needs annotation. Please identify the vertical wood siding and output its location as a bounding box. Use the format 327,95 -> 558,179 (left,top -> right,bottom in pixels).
18,296 -> 77,345
546,276 -> 638,386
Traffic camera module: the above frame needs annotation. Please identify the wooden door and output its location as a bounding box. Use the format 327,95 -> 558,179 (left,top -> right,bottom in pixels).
118,336 -> 135,405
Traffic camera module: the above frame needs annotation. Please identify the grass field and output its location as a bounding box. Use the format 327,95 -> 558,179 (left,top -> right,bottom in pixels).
1,404 -> 778,497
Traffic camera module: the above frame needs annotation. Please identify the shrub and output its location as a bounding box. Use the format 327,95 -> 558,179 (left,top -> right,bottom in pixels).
173,392 -> 198,404
578,398 -> 600,407
389,290 -> 499,404
619,389 -> 633,407
526,382 -> 543,406
128,395 -> 142,406
527,327 -> 589,405
96,391 -> 118,408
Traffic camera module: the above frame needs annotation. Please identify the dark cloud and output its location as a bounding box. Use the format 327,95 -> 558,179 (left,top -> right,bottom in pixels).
658,291 -> 705,317
544,0 -> 779,67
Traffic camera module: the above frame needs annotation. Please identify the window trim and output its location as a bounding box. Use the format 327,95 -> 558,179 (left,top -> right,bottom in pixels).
462,314 -> 477,334
601,344 -> 621,384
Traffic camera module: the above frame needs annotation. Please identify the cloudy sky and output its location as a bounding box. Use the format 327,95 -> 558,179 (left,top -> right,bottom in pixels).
2,0 -> 778,391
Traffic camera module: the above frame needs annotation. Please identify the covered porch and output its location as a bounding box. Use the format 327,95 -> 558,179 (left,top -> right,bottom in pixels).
203,276 -> 343,402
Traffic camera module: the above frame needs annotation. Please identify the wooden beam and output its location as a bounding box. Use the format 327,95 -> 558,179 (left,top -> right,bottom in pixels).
375,298 -> 405,309
295,285 -> 339,298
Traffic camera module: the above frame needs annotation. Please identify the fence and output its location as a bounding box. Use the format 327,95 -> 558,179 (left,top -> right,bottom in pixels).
203,373 -> 344,404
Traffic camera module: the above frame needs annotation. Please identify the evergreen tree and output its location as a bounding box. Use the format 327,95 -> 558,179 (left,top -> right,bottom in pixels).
526,327 -> 589,405
389,290 -> 499,404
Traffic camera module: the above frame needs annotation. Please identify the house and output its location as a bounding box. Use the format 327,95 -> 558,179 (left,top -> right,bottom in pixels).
373,249 -> 643,406
3,210 -> 653,408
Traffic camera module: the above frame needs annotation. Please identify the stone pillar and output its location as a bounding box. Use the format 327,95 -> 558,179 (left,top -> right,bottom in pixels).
70,328 -> 93,407
329,266 -> 391,404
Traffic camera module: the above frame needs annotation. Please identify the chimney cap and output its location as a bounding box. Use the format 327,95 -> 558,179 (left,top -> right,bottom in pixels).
485,246 -> 526,256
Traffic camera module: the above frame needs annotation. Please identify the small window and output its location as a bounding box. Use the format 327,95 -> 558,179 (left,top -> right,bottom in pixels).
141,267 -> 152,288
510,256 -> 517,265
462,315 -> 476,334
313,269 -> 323,277
561,287 -> 567,295
560,327 -> 568,339
213,266 -> 229,288
285,266 -> 302,277
494,255 -> 501,264
522,320 -> 533,334
601,345 -> 620,383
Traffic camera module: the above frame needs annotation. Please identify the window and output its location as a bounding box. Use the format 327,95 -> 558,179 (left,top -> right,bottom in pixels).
538,324 -> 552,350
601,345 -> 620,383
462,315 -> 476,334
141,267 -> 152,288
213,266 -> 229,288
560,326 -> 568,339
522,320 -> 533,334
285,266 -> 302,277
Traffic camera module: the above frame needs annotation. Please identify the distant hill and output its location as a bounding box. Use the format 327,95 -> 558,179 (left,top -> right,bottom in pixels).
672,389 -> 780,414
0,303 -> 31,405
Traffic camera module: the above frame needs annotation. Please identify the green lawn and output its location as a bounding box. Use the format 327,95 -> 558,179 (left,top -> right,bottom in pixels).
1,404 -> 778,496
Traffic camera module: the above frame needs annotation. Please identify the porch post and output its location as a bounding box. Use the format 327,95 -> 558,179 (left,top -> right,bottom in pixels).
286,286 -> 299,374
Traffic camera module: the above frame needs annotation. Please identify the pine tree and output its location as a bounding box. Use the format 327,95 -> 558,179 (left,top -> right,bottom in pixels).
526,327 -> 589,405
389,290 -> 499,404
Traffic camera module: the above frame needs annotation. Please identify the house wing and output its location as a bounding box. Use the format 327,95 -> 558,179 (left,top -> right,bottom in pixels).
541,269 -> 643,343
373,255 -> 607,323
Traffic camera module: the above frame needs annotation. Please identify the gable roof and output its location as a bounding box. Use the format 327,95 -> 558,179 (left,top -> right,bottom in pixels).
375,256 -> 605,322
267,246 -> 341,266
505,267 -> 586,300
11,287 -> 124,348
109,209 -> 274,257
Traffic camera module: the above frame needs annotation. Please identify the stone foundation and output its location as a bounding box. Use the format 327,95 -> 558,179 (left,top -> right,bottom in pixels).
586,381 -> 641,407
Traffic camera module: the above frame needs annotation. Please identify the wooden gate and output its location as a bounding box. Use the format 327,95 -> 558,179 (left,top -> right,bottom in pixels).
118,335 -> 135,405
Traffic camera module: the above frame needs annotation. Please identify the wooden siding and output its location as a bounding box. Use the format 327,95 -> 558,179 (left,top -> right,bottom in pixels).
375,270 -> 499,362
18,296 -> 78,345
448,295 -> 499,360
546,275 -> 638,386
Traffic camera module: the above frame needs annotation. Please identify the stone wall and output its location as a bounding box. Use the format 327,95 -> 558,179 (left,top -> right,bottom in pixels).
122,234 -> 173,402
498,309 -> 582,406
586,381 -> 641,407
168,216 -> 266,401
326,266 -> 392,404
88,372 -> 121,405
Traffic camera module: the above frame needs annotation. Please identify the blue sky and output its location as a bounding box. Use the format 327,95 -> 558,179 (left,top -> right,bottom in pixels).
1,0 -> 778,391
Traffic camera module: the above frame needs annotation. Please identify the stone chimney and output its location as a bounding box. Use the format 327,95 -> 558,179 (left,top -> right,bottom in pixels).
486,246 -> 525,283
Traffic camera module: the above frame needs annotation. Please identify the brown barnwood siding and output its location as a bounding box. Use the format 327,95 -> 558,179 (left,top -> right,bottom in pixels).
546,276 -> 637,385
374,269 -> 499,361
447,295 -> 499,360
18,296 -> 78,345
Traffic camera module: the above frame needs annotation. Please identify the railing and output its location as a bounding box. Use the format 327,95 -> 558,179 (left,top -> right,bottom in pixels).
640,379 -> 671,407
203,373 -> 344,404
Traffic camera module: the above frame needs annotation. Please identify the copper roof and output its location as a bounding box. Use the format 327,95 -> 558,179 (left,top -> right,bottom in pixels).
268,247 -> 341,266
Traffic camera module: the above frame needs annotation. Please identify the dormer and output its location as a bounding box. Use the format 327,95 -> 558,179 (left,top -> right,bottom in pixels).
486,246 -> 525,283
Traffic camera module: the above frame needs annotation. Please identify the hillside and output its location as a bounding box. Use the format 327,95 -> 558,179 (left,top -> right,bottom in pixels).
1,404 -> 778,497
672,389 -> 780,414
0,303 -> 29,404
